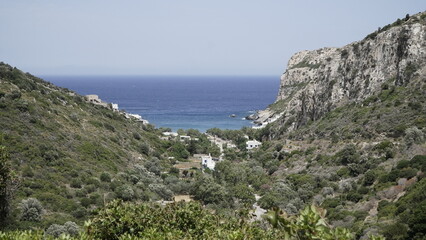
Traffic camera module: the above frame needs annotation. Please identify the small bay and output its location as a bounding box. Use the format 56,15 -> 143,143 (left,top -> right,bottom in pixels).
43,75 -> 279,132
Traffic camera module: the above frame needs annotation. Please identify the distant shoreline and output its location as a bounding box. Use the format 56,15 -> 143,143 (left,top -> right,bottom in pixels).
43,75 -> 279,132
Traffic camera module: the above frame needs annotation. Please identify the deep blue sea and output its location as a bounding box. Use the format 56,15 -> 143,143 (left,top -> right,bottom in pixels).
42,76 -> 279,132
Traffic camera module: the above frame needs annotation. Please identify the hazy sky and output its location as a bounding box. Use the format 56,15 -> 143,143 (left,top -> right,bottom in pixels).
1,1 -> 425,76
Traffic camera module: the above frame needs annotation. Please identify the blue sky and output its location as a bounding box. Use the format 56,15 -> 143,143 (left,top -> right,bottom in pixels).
1,1 -> 425,76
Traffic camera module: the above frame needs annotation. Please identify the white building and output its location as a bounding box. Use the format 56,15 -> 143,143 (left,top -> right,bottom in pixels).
124,113 -> 149,124
179,135 -> 191,142
162,132 -> 178,140
201,154 -> 217,170
111,103 -> 119,112
246,140 -> 262,150
86,94 -> 101,103
126,113 -> 142,120
163,132 -> 179,137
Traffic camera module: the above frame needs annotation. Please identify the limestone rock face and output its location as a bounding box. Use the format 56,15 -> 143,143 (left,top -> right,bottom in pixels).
271,13 -> 426,131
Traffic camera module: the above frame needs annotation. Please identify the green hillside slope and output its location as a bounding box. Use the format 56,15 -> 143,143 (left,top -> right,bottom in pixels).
0,62 -> 172,228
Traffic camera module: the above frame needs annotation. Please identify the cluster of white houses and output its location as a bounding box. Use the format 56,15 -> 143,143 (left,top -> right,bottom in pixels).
85,94 -> 149,124
199,139 -> 261,171
86,94 -> 264,171
200,139 -> 261,170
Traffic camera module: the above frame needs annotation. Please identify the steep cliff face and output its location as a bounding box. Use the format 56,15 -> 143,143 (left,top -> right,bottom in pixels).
268,12 -> 426,131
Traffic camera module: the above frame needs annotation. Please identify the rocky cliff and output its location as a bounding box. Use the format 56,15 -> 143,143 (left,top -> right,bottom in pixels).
262,12 -> 426,132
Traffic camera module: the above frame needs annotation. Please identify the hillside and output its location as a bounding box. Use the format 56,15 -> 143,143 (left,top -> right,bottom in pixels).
246,12 -> 426,239
0,63 -> 177,228
257,12 -> 426,132
198,12 -> 426,240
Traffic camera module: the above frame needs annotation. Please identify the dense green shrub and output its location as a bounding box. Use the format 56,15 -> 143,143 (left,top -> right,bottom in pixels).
169,142 -> 189,159
99,172 -> 111,182
115,185 -> 135,201
231,184 -> 255,205
377,200 -> 396,218
357,186 -> 369,195
86,200 -> 265,239
84,177 -> 100,187
148,184 -> 173,200
72,207 -> 87,219
75,189 -> 87,198
80,198 -> 92,208
410,155 -> 426,171
396,160 -> 410,169
390,124 -> 408,138
287,174 -> 315,188
191,175 -> 229,205
346,191 -> 363,203
373,141 -> 394,157
83,200 -> 356,240
321,198 -> 341,209
8,90 -> 21,100
408,102 -> 422,111
145,158 -> 161,175
133,132 -> 142,140
45,224 -> 66,238
63,221 -> 80,236
408,201 -> 426,239
379,161 -> 420,184
381,222 -> 409,240
364,170 -> 377,186
138,143 -> 149,155
258,192 -> 279,209
45,221 -> 80,238
398,167 -> 417,179
335,144 -> 360,165
19,198 -> 44,222
337,167 -> 350,177
258,181 -> 300,213
404,127 -> 425,146
70,179 -> 82,188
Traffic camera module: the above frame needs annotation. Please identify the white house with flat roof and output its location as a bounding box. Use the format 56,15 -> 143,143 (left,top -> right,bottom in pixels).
246,140 -> 261,150
163,132 -> 179,137
162,132 -> 178,140
201,154 -> 217,170
124,113 -> 149,124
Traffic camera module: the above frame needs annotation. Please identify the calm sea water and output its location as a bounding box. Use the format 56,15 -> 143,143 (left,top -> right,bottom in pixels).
42,76 -> 279,132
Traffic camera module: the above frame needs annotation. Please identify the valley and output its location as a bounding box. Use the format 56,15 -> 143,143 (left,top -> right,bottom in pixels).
1,11 -> 426,240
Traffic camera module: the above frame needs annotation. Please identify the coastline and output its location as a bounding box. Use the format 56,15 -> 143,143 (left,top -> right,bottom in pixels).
246,108 -> 283,129
43,75 -> 279,131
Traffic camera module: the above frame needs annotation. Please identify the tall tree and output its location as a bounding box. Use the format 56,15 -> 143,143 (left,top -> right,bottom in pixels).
0,145 -> 16,226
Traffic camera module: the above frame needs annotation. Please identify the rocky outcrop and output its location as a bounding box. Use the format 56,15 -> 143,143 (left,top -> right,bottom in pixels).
269,12 -> 426,131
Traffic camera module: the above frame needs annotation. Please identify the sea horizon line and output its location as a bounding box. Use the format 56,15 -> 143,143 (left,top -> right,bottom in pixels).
40,75 -> 281,81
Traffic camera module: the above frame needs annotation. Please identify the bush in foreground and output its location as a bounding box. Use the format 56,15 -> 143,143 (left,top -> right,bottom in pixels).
85,200 -> 359,240
1,200 -> 385,240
